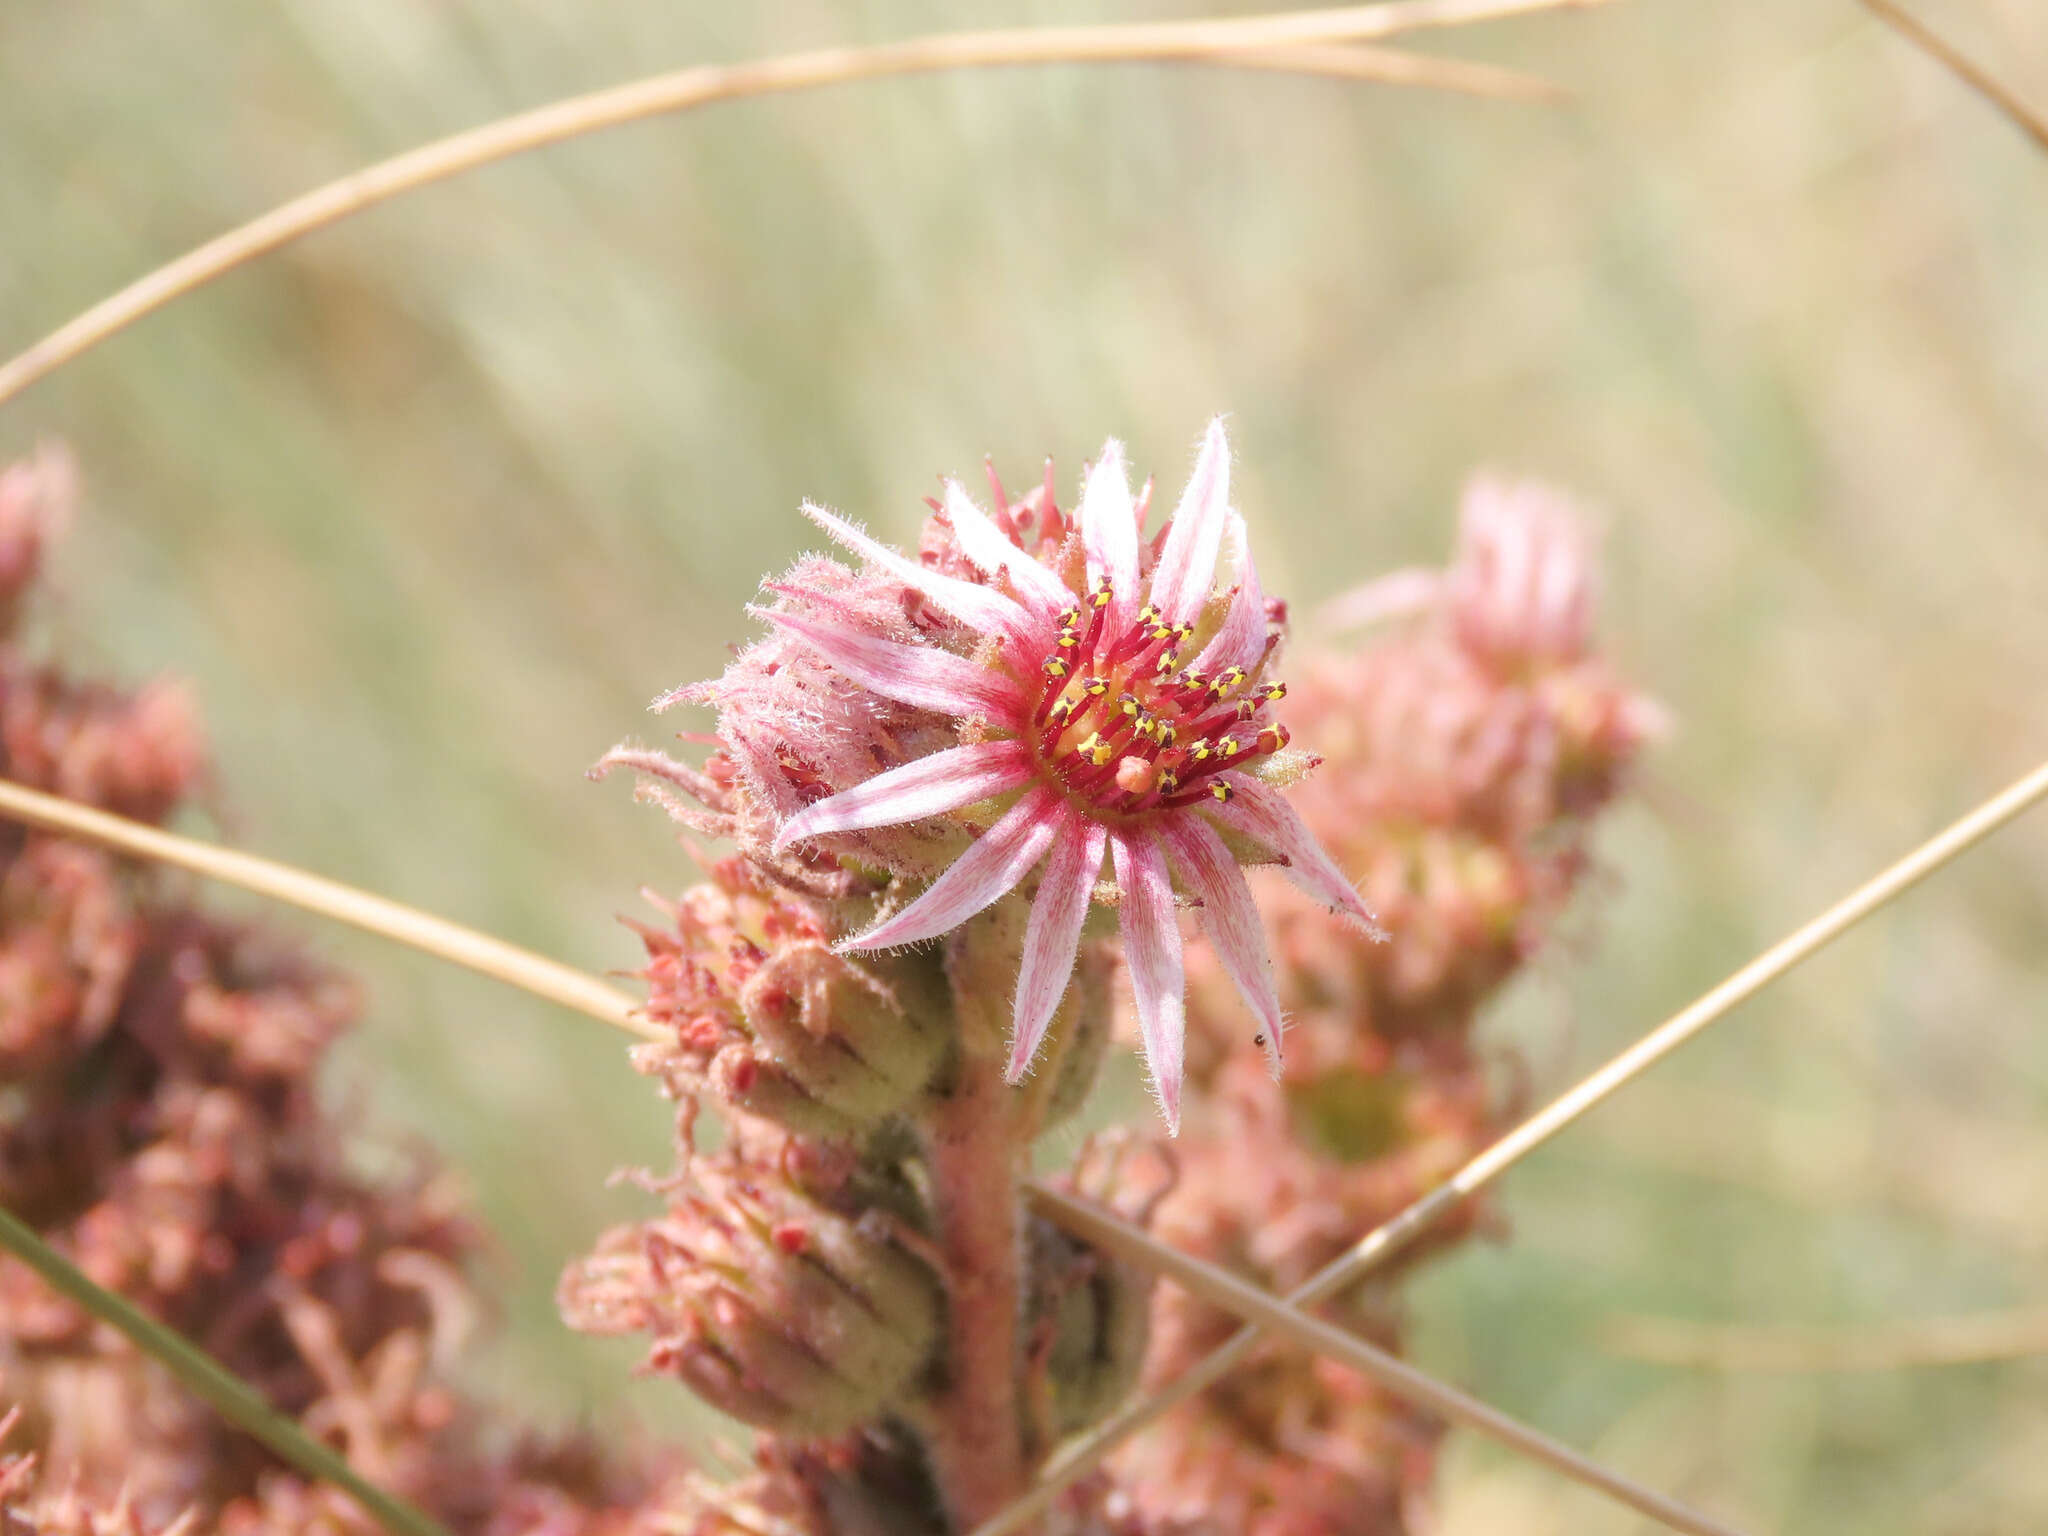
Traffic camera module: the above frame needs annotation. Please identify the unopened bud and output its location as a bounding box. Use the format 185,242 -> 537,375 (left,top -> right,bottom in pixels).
739,944 -> 944,1128
633,881 -> 942,1138
559,1166 -> 942,1438
1027,1216 -> 1153,1439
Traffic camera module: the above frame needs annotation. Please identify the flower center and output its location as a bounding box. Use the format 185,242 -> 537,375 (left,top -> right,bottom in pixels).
1025,581 -> 1288,816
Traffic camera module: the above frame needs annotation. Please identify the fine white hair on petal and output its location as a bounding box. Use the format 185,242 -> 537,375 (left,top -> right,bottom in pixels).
1159,813 -> 1285,1079
941,481 -> 1071,627
801,500 -> 1039,651
839,786 -> 1062,952
1147,417 -> 1232,627
1111,829 -> 1186,1136
758,609 -> 1022,720
1007,812 -> 1107,1084
1209,771 -> 1385,938
773,739 -> 1036,852
1192,511 -> 1268,677
1079,440 -> 1139,630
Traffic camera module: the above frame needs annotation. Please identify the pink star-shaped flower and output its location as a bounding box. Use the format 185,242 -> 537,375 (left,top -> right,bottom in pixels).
763,420 -> 1375,1129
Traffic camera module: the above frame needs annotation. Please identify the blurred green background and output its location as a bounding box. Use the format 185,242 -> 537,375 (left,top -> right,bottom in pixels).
5,0 -> 2048,1528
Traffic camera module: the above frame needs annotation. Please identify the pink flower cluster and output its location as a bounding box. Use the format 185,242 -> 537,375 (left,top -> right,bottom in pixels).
1113,477 -> 1660,1535
0,455 -> 677,1536
0,441 -> 1659,1536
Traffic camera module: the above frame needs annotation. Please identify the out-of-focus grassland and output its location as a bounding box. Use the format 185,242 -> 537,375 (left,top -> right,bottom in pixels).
4,0 -> 2047,1527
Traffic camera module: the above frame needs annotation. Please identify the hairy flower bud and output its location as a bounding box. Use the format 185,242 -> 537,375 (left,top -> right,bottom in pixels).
629,868 -> 943,1137
1026,1217 -> 1154,1441
560,1163 -> 942,1439
739,943 -> 943,1128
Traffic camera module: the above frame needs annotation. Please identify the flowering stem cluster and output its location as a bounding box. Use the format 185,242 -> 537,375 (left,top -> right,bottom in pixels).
0,439 -> 1657,1536
568,433 -> 1655,1536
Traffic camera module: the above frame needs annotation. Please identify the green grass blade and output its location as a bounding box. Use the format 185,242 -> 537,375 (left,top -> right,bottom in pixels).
0,1203 -> 454,1536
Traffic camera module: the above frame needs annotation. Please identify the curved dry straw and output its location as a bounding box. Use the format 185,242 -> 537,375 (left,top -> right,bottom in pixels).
1857,0 -> 2048,153
0,776 -> 1739,1536
0,0 -> 1612,409
1605,1305 -> 2048,1373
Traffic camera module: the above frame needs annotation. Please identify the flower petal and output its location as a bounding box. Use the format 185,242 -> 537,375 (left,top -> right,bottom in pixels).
1080,440 -> 1139,629
803,500 -> 1037,649
1147,418 -> 1232,627
840,786 -> 1061,952
773,739 -> 1035,852
1193,511 -> 1269,676
1208,772 -> 1383,937
759,609 -> 1021,720
941,481 -> 1072,629
1111,829 -> 1186,1134
1006,811 -> 1107,1082
1159,813 -> 1285,1078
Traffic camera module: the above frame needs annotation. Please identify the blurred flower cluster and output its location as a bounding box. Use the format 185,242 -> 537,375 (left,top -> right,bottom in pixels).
0,440 -> 1656,1536
1113,478 -> 1660,1535
0,451 -> 671,1536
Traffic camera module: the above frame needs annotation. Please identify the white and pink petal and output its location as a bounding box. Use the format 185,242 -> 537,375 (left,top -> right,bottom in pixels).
802,501 -> 1038,650
1160,814 -> 1285,1078
1006,812 -> 1108,1083
1209,772 -> 1383,936
839,787 -> 1061,953
1193,511 -> 1269,677
1111,829 -> 1187,1135
1079,441 -> 1140,629
758,609 -> 1022,720
1148,418 -> 1233,627
941,481 -> 1072,629
773,739 -> 1035,852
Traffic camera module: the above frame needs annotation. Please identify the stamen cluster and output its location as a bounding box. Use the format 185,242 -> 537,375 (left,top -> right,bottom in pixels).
1031,587 -> 1289,816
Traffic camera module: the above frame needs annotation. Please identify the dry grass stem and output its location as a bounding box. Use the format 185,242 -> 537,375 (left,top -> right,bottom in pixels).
975,754 -> 2048,1535
0,0 -> 1612,409
1028,1185 -> 1749,1536
1858,0 -> 2048,154
0,1204 -> 454,1536
1604,1306 -> 2048,1372
0,777 -> 661,1042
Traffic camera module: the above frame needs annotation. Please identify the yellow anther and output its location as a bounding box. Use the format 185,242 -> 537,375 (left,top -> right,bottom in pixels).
1208,665 -> 1249,700
1058,606 -> 1082,629
1091,581 -> 1114,609
1260,681 -> 1288,702
1217,736 -> 1242,757
1209,781 -> 1233,803
1082,677 -> 1110,698
1077,732 -> 1115,767
1154,648 -> 1181,674
1157,769 -> 1180,795
1043,656 -> 1070,678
